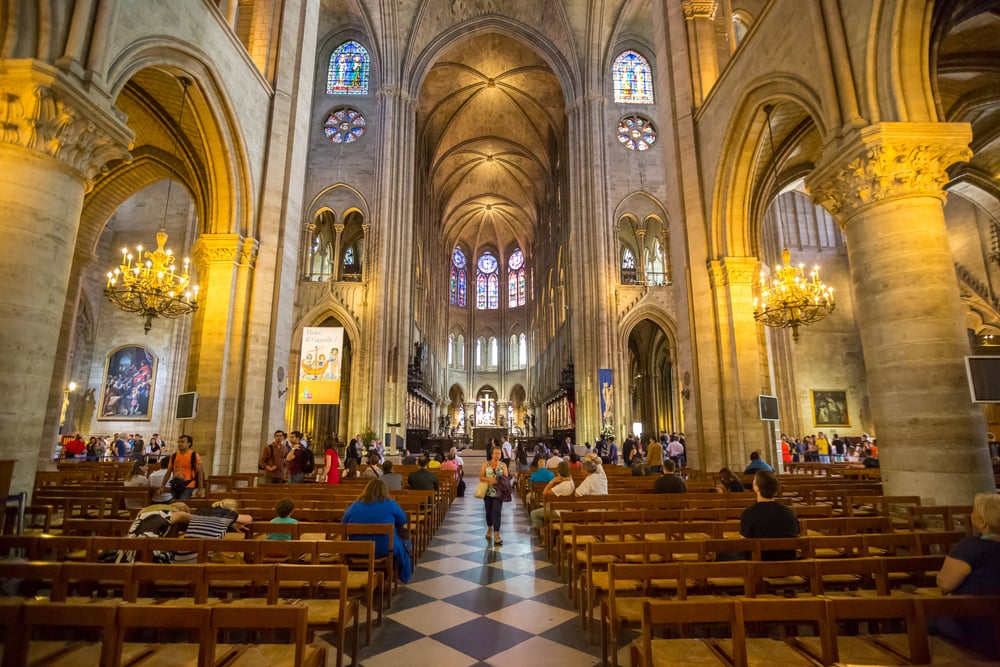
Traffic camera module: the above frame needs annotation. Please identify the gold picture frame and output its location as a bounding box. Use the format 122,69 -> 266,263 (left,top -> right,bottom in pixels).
98,344 -> 157,421
810,390 -> 850,427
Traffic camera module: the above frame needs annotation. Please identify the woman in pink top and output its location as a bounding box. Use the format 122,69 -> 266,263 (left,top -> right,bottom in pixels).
325,443 -> 341,484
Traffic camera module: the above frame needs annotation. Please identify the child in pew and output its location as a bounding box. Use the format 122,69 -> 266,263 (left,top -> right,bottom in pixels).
267,497 -> 298,541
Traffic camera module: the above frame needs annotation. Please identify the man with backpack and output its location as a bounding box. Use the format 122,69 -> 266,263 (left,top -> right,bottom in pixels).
157,434 -> 204,500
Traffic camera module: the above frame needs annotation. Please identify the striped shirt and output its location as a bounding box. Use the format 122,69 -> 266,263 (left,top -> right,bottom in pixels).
174,506 -> 237,563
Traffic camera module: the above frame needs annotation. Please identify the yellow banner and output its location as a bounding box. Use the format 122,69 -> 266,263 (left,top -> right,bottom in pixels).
298,327 -> 344,404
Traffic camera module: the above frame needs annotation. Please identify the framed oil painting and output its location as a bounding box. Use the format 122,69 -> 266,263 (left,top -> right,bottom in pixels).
98,345 -> 157,421
810,390 -> 850,427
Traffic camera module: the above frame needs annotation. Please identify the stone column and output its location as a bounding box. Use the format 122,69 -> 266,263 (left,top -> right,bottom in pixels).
0,67 -> 131,495
708,256 -> 770,470
332,223 -> 345,282
682,1 -> 720,107
189,233 -> 257,475
808,123 -> 995,504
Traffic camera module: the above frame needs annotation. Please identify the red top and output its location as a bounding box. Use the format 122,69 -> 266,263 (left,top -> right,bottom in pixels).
325,448 -> 341,484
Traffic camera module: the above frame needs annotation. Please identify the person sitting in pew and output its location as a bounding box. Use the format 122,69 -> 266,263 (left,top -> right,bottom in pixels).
932,492 -> 1000,658
739,470 -> 799,560
653,458 -> 686,494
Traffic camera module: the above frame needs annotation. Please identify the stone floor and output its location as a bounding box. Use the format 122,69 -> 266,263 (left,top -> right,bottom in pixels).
330,492 -> 607,667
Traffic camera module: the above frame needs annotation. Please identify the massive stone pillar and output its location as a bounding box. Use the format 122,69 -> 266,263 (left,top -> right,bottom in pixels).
0,65 -> 132,495
707,256 -> 772,470
188,233 -> 258,475
809,123 -> 995,504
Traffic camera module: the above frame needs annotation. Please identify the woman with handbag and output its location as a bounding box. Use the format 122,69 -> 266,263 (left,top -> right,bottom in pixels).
478,445 -> 510,546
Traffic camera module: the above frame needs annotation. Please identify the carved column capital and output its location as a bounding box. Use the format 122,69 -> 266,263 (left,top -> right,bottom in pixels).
682,1 -> 718,19
807,122 -> 972,224
722,256 -> 759,286
192,233 -> 244,271
0,63 -> 133,188
707,260 -> 725,289
239,237 -> 259,269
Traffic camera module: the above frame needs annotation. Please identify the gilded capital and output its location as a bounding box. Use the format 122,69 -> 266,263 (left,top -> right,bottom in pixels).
807,122 -> 972,223
683,1 -> 718,20
192,234 -> 245,270
0,64 -> 133,187
722,256 -> 758,286
707,260 -> 725,289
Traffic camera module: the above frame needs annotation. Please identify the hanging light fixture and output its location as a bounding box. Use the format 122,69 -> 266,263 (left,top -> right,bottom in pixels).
104,76 -> 199,334
752,105 -> 835,342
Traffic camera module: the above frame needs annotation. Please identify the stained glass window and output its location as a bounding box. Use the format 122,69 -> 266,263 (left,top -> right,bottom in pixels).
508,272 -> 518,307
344,246 -> 355,266
613,50 -> 653,104
477,251 -> 499,310
451,247 -> 467,307
617,115 -> 656,151
476,274 -> 487,309
621,246 -> 637,284
518,272 -> 526,304
324,107 -> 366,144
509,248 -> 524,270
507,248 -> 526,308
487,274 -> 499,309
622,247 -> 636,269
327,41 -> 370,95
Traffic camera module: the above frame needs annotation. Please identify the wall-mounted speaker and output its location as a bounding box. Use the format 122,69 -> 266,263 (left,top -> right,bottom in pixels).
176,392 -> 198,420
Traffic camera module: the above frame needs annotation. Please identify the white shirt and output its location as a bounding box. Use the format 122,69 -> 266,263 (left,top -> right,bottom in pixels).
551,479 -> 575,496
546,456 -> 563,469
501,441 -> 513,459
576,469 -> 608,496
667,441 -> 684,457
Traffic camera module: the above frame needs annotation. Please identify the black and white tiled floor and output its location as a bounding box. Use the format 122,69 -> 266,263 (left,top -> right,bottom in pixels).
338,494 -> 604,667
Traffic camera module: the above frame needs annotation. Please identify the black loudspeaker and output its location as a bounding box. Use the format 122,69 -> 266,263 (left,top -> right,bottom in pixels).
758,395 -> 779,421
176,392 -> 198,420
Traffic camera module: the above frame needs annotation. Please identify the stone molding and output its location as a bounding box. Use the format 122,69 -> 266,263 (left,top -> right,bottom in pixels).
682,1 -> 718,20
377,85 -> 416,107
707,260 -> 725,288
0,65 -> 132,186
808,123 -> 972,223
192,233 -> 258,270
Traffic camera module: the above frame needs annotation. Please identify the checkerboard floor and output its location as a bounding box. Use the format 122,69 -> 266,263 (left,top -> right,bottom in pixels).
326,494 -> 606,666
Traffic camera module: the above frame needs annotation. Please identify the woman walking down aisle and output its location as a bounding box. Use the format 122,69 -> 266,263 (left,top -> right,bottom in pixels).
480,446 -> 510,546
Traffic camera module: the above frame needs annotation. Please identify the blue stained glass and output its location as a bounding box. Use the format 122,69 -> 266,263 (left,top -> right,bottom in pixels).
509,248 -> 524,270
324,107 -> 366,144
327,41 -> 370,95
450,267 -> 458,305
613,51 -> 653,104
508,272 -> 517,307
344,246 -> 354,266
518,270 -> 526,305
478,252 -> 498,274
458,270 -> 466,307
487,274 -> 499,309
452,247 -> 466,268
477,274 -> 487,309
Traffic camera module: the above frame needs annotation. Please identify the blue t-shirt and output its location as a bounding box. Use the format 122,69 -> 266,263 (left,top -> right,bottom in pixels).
950,536 -> 1000,595
342,498 -> 407,558
530,468 -> 555,484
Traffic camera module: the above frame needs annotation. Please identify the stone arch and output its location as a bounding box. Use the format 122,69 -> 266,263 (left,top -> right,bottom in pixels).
307,183 -> 371,220
710,77 -> 827,259
871,0 -> 938,122
104,41 -> 252,238
406,16 -> 579,105
317,29 -> 381,95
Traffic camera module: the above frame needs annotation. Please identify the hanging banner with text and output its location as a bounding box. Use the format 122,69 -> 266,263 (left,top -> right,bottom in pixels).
598,368 -> 614,430
298,327 -> 344,404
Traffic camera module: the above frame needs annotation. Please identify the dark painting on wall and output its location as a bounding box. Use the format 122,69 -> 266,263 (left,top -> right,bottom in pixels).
98,345 -> 156,420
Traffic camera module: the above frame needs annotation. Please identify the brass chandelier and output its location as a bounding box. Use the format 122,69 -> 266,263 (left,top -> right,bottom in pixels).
104,77 -> 198,334
752,105 -> 835,342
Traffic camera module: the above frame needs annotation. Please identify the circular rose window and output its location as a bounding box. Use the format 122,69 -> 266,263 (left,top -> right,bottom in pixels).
324,107 -> 366,144
617,114 -> 656,151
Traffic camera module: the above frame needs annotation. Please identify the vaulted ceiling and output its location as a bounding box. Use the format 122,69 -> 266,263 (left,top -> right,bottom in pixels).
417,32 -> 566,262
